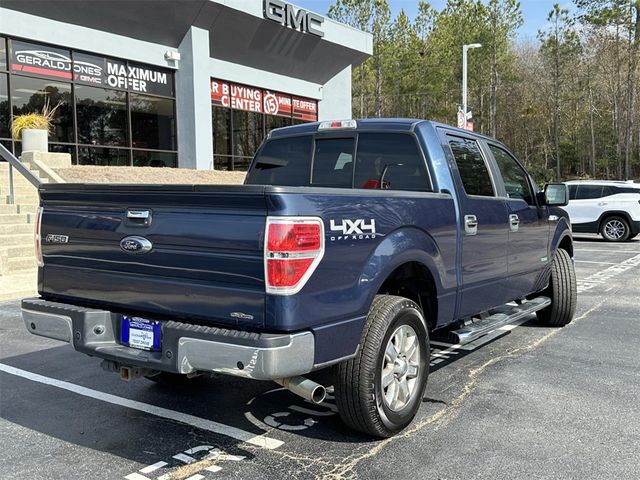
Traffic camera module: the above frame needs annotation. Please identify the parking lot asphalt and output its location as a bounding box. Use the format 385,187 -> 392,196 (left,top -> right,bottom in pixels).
1,236 -> 639,480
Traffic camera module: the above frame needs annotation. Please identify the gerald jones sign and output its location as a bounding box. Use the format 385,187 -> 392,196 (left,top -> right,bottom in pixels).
11,39 -> 173,97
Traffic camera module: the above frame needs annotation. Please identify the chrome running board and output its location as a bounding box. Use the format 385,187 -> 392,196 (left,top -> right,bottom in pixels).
451,296 -> 551,345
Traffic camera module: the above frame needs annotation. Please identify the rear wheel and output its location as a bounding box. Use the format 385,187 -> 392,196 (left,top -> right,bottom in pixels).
600,216 -> 631,242
335,295 -> 429,438
536,249 -> 577,327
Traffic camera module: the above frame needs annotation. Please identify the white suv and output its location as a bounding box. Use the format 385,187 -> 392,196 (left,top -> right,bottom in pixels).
563,180 -> 640,241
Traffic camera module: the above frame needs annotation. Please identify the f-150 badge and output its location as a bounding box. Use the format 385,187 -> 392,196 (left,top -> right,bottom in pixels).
44,234 -> 69,244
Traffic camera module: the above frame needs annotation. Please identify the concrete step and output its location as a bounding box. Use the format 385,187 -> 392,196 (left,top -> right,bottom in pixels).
0,186 -> 38,196
7,256 -> 37,272
0,270 -> 37,301
0,233 -> 33,246
0,181 -> 37,191
1,245 -> 35,258
0,205 -> 19,215
0,213 -> 30,225
17,205 -> 38,214
4,195 -> 39,205
0,224 -> 33,235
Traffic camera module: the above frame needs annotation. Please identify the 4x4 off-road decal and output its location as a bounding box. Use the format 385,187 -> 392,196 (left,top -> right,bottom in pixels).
329,219 -> 377,241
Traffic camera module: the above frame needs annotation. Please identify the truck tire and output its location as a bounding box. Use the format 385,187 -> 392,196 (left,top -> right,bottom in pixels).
536,249 -> 576,327
600,216 -> 631,242
334,295 -> 429,438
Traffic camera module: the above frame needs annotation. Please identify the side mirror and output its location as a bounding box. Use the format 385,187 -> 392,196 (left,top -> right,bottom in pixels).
541,183 -> 568,206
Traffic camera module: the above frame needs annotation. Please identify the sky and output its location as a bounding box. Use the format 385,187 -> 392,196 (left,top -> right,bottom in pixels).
294,0 -> 577,41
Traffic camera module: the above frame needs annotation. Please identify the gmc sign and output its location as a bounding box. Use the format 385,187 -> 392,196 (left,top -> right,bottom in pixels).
264,0 -> 325,37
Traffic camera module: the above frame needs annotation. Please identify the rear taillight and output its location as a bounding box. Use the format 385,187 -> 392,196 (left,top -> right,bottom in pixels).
265,217 -> 324,295
34,207 -> 43,267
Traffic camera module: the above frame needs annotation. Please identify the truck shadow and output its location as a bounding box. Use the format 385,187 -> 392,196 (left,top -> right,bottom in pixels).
0,315 -> 550,459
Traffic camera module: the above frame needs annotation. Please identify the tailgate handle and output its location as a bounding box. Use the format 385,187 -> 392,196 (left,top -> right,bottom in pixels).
126,209 -> 152,227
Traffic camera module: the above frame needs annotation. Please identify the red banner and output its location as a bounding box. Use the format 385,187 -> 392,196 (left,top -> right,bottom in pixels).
263,91 -> 292,117
292,96 -> 318,121
211,80 -> 262,112
211,79 -> 317,121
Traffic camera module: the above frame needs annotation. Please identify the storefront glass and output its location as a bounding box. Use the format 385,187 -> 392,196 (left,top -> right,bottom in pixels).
78,146 -> 130,166
211,78 -> 318,171
232,110 -> 263,170
130,94 -> 176,151
76,85 -> 127,146
0,37 -> 6,71
0,73 -> 9,140
212,106 -> 232,170
133,150 -> 178,167
10,75 -> 74,143
1,36 -> 177,167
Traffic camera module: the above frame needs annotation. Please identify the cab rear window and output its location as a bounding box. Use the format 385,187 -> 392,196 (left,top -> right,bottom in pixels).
246,132 -> 431,192
245,135 -> 312,187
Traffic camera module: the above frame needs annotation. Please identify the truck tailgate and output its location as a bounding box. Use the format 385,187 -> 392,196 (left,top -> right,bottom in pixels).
38,184 -> 267,327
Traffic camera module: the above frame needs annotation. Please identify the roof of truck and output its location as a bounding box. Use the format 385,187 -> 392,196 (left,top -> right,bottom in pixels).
268,118 -> 499,142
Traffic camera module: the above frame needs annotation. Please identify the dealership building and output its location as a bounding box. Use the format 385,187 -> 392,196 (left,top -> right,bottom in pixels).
0,0 -> 371,169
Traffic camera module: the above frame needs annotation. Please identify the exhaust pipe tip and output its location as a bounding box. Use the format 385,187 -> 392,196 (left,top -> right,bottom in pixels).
275,376 -> 326,404
309,384 -> 326,404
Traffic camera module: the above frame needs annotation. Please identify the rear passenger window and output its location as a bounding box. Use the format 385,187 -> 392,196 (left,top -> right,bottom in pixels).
311,138 -> 354,188
575,185 -> 603,199
246,135 -> 312,186
354,133 -> 430,191
448,137 -> 495,197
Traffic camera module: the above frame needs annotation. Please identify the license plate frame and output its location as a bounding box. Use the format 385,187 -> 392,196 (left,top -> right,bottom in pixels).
121,316 -> 161,351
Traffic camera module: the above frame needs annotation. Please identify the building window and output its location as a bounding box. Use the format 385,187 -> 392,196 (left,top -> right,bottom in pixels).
133,150 -> 177,168
0,37 -> 7,71
130,94 -> 176,151
232,110 -> 263,171
212,106 -> 232,170
10,75 -> 74,144
1,37 -> 177,167
76,85 -> 127,147
211,78 -> 318,171
0,73 -> 9,140
265,114 -> 291,132
78,146 -> 129,166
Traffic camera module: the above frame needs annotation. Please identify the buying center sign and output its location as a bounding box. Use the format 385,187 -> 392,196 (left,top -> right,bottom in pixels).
11,40 -> 173,96
211,79 -> 317,121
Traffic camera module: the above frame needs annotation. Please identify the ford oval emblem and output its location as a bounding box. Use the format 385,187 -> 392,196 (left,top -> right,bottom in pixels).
120,236 -> 152,254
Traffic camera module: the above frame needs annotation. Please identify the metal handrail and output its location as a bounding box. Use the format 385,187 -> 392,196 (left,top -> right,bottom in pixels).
0,144 -> 42,204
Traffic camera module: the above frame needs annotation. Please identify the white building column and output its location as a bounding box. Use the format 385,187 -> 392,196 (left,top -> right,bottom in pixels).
176,26 -> 213,169
318,65 -> 352,121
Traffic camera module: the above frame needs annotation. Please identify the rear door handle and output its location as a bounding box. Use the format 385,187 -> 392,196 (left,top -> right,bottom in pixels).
597,202 -> 608,206
509,214 -> 520,232
464,214 -> 478,235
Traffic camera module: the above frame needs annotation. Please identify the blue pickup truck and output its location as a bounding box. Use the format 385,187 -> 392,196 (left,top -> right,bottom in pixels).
22,119 -> 576,437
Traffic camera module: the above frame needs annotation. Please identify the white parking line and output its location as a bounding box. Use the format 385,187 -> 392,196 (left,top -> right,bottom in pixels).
574,248 -> 640,254
139,461 -> 168,474
576,253 -> 640,293
575,260 -> 619,265
0,363 -> 283,450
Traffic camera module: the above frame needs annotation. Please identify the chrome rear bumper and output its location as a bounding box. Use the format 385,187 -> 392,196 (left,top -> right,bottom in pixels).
21,298 -> 314,381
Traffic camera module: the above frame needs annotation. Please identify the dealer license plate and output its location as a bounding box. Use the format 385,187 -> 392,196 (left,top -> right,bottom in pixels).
121,316 -> 161,351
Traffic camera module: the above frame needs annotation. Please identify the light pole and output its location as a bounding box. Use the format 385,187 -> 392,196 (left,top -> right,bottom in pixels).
462,43 -> 482,128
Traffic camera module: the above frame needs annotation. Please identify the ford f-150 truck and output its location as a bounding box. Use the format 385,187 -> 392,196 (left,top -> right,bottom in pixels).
22,119 -> 576,438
